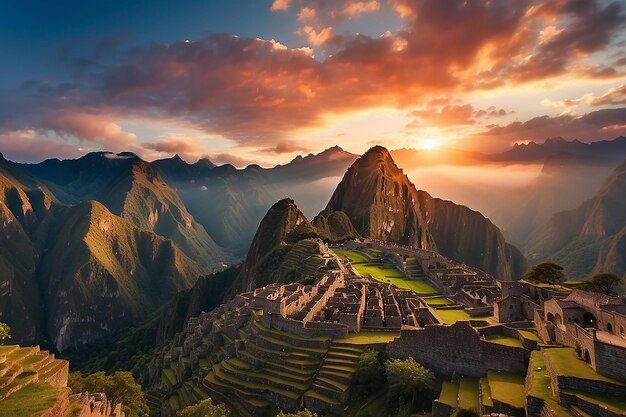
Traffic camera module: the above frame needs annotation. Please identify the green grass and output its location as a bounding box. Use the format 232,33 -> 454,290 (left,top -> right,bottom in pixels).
518,329 -> 541,342
424,296 -> 454,305
457,378 -> 480,411
438,380 -> 459,406
435,309 -> 491,325
526,351 -> 573,417
0,383 -> 66,417
332,248 -> 369,264
571,391 -> 626,414
338,331 -> 400,344
485,334 -> 524,348
543,348 -> 625,385
486,371 -> 526,409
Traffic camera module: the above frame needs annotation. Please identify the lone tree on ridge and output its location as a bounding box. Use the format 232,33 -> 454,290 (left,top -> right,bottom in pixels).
524,262 -> 565,285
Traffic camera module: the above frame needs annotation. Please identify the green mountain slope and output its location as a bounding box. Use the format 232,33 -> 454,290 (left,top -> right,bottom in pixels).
525,159 -> 626,278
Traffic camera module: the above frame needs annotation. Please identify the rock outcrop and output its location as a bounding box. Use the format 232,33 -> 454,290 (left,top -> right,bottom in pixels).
320,146 -> 435,250
321,146 -> 526,280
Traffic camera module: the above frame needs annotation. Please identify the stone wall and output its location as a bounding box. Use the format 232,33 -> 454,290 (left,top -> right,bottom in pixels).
386,322 -> 527,377
431,399 -> 455,417
594,341 -> 626,382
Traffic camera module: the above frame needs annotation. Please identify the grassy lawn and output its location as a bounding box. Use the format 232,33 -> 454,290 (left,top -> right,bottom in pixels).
0,383 -> 66,417
335,247 -> 441,294
526,351 -> 573,417
457,378 -> 480,411
543,348 -> 625,385
486,371 -> 526,409
518,329 -> 541,342
339,331 -> 400,344
438,380 -> 459,406
485,334 -> 524,348
572,391 -> 626,414
332,248 -> 369,264
435,309 -> 491,324
424,296 -> 454,305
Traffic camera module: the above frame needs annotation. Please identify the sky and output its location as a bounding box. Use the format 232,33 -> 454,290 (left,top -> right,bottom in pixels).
2,0 -> 626,166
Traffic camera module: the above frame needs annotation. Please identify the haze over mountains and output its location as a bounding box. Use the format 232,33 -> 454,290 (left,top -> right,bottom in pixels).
0,136 -> 624,351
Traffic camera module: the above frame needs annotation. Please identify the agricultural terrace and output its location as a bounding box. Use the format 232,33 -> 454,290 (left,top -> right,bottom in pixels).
434,309 -> 493,325
332,246 -> 441,295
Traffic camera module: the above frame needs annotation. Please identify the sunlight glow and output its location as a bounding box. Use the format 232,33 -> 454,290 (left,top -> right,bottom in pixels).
419,138 -> 439,150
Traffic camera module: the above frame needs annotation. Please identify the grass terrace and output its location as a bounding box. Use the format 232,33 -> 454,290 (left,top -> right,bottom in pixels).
435,309 -> 492,325
438,380 -> 459,407
485,334 -> 524,348
424,296 -> 454,306
570,391 -> 626,415
486,371 -> 526,409
527,351 -> 571,417
518,329 -> 542,342
0,383 -> 66,417
543,347 -> 625,385
457,378 -> 480,412
333,246 -> 441,294
338,331 -> 400,344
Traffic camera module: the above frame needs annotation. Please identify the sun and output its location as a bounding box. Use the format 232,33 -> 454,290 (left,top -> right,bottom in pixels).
418,138 -> 439,150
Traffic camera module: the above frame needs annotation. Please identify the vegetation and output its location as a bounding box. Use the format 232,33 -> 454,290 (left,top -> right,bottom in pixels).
385,358 -> 436,412
581,273 -> 624,295
176,398 -> 230,417
277,410 -> 318,417
543,348 -> 625,385
339,331 -> 400,344
456,409 -> 480,417
352,351 -> 386,396
68,371 -> 150,417
485,371 -> 525,409
435,309 -> 491,325
485,334 -> 524,348
457,377 -> 479,412
524,262 -> 565,285
0,315 -> 9,340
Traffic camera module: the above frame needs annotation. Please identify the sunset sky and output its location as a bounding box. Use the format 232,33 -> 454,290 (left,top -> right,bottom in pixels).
2,0 -> 626,166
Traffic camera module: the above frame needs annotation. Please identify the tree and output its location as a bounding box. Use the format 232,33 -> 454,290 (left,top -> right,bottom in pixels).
524,262 -> 565,285
177,398 -> 230,417
277,410 -> 318,417
583,273 -> 623,295
68,371 -> 149,417
0,316 -> 10,340
352,350 -> 386,396
385,358 -> 436,411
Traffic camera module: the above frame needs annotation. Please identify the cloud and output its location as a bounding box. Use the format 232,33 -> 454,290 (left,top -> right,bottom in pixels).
0,129 -> 87,163
406,104 -> 510,129
588,84 -> 626,106
300,26 -> 334,46
142,136 -> 208,161
1,0 -> 625,156
208,152 -> 258,168
470,107 -> 626,148
270,0 -> 291,12
260,140 -> 310,154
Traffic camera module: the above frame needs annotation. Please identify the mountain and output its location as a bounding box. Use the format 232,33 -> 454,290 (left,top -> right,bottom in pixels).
149,146 -> 358,254
0,155 -> 205,351
20,152 -> 229,271
490,153 -> 616,244
238,198 -> 322,291
268,146 -> 358,182
321,146 -> 526,279
492,136 -> 626,162
320,146 -> 435,250
525,159 -> 626,278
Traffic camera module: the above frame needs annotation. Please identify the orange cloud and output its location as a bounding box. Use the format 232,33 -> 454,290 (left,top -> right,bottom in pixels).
270,0 -> 291,12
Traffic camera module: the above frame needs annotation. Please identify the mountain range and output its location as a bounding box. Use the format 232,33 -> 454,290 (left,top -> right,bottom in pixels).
525,159 -> 626,278
1,137 -> 624,352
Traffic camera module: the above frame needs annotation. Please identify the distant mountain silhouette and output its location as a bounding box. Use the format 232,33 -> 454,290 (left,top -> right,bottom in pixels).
525,159 -> 626,278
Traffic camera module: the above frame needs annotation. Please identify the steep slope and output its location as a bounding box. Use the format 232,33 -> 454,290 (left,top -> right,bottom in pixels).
492,136 -> 626,162
21,152 -> 228,271
238,198 -> 323,291
39,200 -> 203,351
525,159 -> 626,278
0,155 -> 52,344
415,192 -> 527,280
321,146 -> 525,279
312,210 -> 361,242
153,161 -> 279,254
320,146 -> 435,250
490,153 -> 615,244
